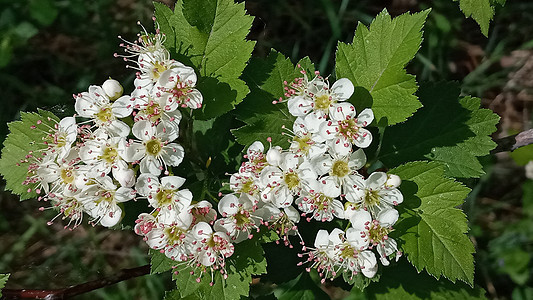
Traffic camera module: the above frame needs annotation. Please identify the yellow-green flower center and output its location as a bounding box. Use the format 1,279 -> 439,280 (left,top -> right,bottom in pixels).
338,118 -> 359,141
95,190 -> 115,204
330,160 -> 350,178
314,94 -> 331,111
164,225 -> 186,246
239,178 -> 255,195
340,244 -> 356,259
368,223 -> 391,244
151,61 -> 167,80
284,172 -> 300,190
364,189 -> 381,208
294,135 -> 312,153
99,146 -> 118,164
95,105 -> 113,124
60,168 -> 74,185
234,211 -> 250,227
155,188 -> 174,207
145,139 -> 162,157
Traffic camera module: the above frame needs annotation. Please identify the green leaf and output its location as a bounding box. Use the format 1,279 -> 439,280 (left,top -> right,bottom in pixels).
390,161 -> 475,285
453,0 -> 496,37
170,237 -> 268,299
335,9 -> 430,126
379,82 -> 499,178
29,0 -> 58,26
0,273 -> 9,298
0,109 -> 59,200
344,272 -> 381,291
154,0 -> 255,120
150,249 -> 177,274
274,272 -> 330,300
232,51 -> 316,149
365,259 -> 487,299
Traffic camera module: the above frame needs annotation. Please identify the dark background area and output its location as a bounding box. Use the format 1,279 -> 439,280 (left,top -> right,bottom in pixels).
1,0 -> 533,299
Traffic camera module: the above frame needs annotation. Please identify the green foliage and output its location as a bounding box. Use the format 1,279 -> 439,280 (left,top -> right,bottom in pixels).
165,237 -> 268,299
232,51 -> 315,149
390,161 -> 475,285
274,272 -> 330,300
0,273 -> 9,298
154,0 -> 255,120
335,9 -> 429,126
379,82 -> 499,178
452,0 -> 506,37
0,109 -> 59,200
365,260 -> 487,299
150,250 -> 177,274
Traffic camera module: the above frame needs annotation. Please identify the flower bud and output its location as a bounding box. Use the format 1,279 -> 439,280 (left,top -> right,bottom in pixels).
385,174 -> 401,189
266,146 -> 282,166
102,78 -> 123,101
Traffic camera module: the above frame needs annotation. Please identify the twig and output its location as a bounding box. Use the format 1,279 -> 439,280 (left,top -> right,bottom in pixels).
1,264 -> 150,300
491,129 -> 533,154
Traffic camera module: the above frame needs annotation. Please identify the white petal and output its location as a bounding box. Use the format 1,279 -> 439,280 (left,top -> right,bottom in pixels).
349,209 -> 372,231
368,172 -> 387,190
161,143 -> 184,167
112,95 -> 133,118
135,173 -> 159,196
357,108 -> 374,127
115,187 -> 134,202
329,102 -> 356,121
376,208 -> 399,227
161,176 -> 186,189
360,250 -> 378,278
331,78 -> 354,101
288,96 -> 313,117
218,194 -> 240,216
140,156 -> 162,176
314,229 -> 330,248
106,120 -> 130,137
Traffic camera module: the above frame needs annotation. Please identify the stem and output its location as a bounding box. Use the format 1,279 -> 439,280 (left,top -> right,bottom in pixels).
1,264 -> 150,300
491,129 -> 533,154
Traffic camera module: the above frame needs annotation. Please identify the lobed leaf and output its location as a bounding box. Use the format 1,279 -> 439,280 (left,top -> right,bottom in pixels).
154,0 -> 255,120
390,161 -> 474,285
452,0 -> 505,37
379,82 -> 499,178
335,9 -> 430,126
0,274 -> 9,298
0,109 -> 59,200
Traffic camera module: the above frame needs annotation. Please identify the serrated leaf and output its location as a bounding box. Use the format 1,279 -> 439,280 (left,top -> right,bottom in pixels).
232,51 -> 315,149
154,0 -> 255,120
170,237 -> 267,299
390,161 -> 474,285
0,273 -> 9,298
335,9 -> 429,126
0,110 -> 59,200
379,82 -> 499,178
150,249 -> 177,274
365,259 -> 487,299
453,0 -> 495,37
344,271 -> 380,291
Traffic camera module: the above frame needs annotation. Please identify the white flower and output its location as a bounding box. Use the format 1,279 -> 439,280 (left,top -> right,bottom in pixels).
79,176 -> 134,227
345,172 -> 403,215
35,150 -> 88,195
120,120 -> 184,176
295,185 -> 344,222
256,203 -> 301,246
45,117 -> 78,161
328,227 -> 378,279
260,153 -> 317,208
214,194 -> 261,243
312,149 -> 367,198
190,222 -> 234,267
79,132 -> 130,180
74,85 -> 133,137
155,66 -> 203,109
46,189 -> 85,228
301,229 -> 341,281
287,76 -> 354,117
320,102 -> 374,155
135,174 -> 192,216
288,114 -> 327,159
190,200 -> 217,225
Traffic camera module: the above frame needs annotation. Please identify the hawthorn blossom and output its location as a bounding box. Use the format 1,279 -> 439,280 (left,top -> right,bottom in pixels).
214,194 -> 261,243
80,176 -> 134,227
287,113 -> 327,159
120,120 -> 184,176
74,82 -> 133,137
320,102 -> 374,156
135,174 -> 193,216
43,117 -> 78,161
190,222 -> 234,268
287,75 -> 354,117
295,185 -> 344,222
345,172 -> 403,215
154,66 -> 203,109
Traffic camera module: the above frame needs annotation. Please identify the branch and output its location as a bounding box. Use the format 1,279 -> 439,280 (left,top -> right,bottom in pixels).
1,264 -> 150,300
491,129 -> 533,154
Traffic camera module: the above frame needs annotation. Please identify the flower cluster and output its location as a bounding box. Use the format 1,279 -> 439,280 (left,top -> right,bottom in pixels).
21,24 -> 238,281
226,69 -> 404,281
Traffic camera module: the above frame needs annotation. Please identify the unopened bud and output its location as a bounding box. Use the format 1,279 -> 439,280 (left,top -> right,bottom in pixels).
102,78 -> 123,101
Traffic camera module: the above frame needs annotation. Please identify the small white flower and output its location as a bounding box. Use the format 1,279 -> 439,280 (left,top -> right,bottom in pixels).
135,174 -> 192,216
155,66 -> 203,109
345,172 -> 403,215
295,185 -> 344,222
120,120 -> 184,176
320,102 -> 374,156
45,117 -> 78,161
214,194 -> 261,243
79,132 -> 130,179
190,221 -> 234,267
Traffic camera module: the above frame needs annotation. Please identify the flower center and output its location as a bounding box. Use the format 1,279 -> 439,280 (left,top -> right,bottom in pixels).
315,193 -> 332,211
155,188 -> 174,207
314,94 -> 331,111
100,145 -> 118,164
60,168 -> 75,185
96,190 -> 115,204
284,172 -> 300,190
55,132 -> 67,148
364,189 -> 381,208
330,160 -> 350,178
145,139 -> 162,157
234,210 -> 251,228
95,105 -> 113,124
144,100 -> 162,123
239,178 -> 255,195
338,118 -> 359,141
151,61 -> 167,80
368,222 -> 391,245
339,243 -> 356,259
294,135 -> 312,153
164,225 -> 187,246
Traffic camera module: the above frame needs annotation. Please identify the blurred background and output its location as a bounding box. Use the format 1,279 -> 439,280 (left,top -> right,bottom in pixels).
1,0 -> 533,299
